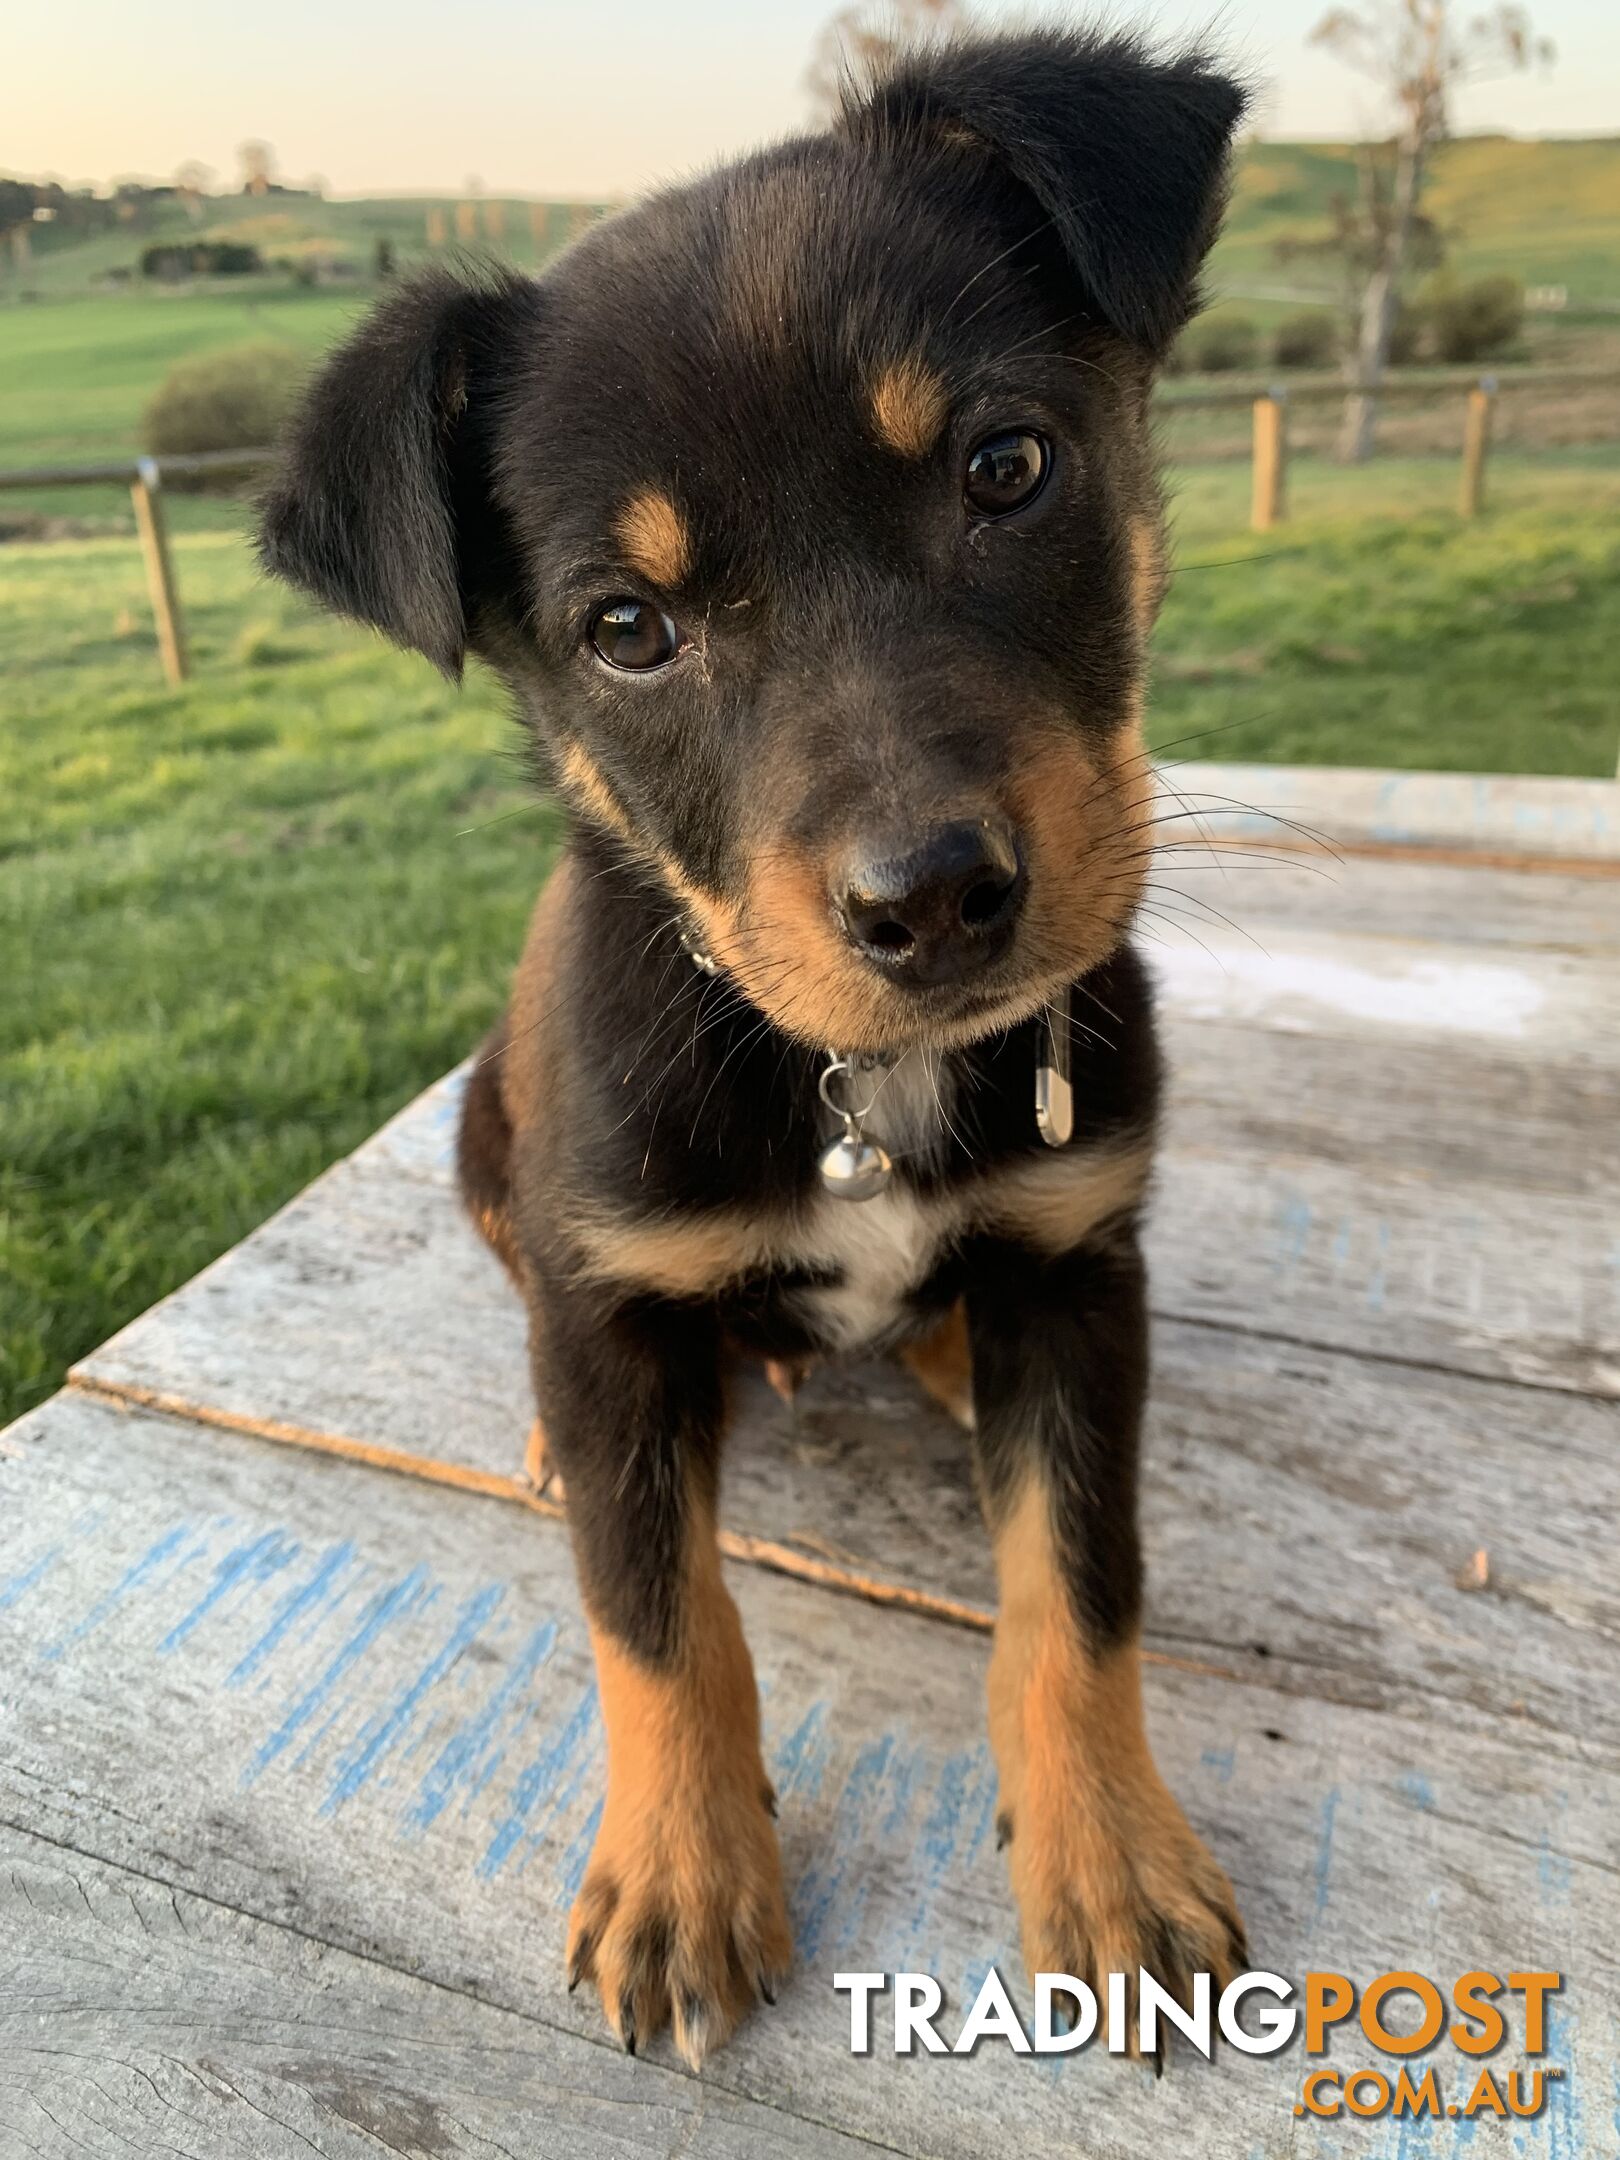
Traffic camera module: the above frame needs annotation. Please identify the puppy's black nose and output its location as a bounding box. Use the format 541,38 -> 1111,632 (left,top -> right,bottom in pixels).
836,819 -> 1025,986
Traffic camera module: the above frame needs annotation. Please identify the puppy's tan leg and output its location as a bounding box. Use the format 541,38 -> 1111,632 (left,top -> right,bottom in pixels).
969,1229 -> 1245,2052
899,1298 -> 976,1429
988,1475 -> 1245,2038
566,1511 -> 791,2067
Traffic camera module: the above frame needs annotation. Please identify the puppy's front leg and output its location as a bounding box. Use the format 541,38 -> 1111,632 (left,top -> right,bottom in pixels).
532,1282 -> 791,2066
967,1229 -> 1246,2040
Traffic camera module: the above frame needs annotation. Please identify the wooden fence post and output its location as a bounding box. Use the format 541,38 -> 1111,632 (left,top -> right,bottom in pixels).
1459,376 -> 1497,517
1251,387 -> 1287,532
130,457 -> 188,686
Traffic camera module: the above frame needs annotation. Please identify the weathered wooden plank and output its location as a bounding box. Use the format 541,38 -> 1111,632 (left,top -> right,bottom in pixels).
1164,763 -> 1620,863
1147,928 -> 1619,1069
1,1394 -> 1612,2160
75,1007 -> 1619,1461
72,1121 -> 533,1493
1138,846 -> 1620,952
0,1825 -> 891,2160
67,1061 -> 1620,1724
721,1318 -> 1620,1752
1152,1142 -> 1619,1396
1161,1016 -> 1618,1196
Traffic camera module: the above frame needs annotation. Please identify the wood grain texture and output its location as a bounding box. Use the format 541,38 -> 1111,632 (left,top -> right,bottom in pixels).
1145,929 -> 1618,1069
1,1393 -> 1612,2160
1161,763 -> 1620,863
0,1825 -> 890,2160
1140,848 -> 1620,951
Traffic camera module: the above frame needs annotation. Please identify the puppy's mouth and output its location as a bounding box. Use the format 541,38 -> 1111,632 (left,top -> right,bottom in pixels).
675,728 -> 1154,1056
686,886 -> 1118,1060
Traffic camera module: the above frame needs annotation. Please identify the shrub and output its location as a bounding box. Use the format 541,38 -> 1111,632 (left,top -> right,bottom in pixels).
1272,311 -> 1338,369
1179,314 -> 1261,373
1423,274 -> 1524,364
139,241 -> 263,279
141,341 -> 306,484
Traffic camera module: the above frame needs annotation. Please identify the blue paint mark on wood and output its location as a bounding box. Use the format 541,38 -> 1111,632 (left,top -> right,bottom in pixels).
1366,1219 -> 1391,1313
478,1674 -> 601,1882
885,1743 -> 999,1974
1396,1771 -> 1435,1812
831,1735 -> 928,1960
1312,1786 -> 1340,1928
1537,1792 -> 1572,1905
228,1541 -> 357,1686
1273,1190 -> 1313,1280
770,1700 -> 831,1803
159,1529 -> 299,1652
404,1618 -> 558,1834
0,1547 -> 59,1610
41,1522 -> 194,1661
293,1686 -> 356,1770
1202,1746 -> 1235,1784
792,1731 -> 895,1963
322,1581 -> 506,1813
244,1565 -> 433,1783
1544,2000 -> 1581,2160
556,1792 -> 604,1904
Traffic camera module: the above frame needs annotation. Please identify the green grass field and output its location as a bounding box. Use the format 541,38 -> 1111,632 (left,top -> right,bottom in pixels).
4,447 -> 1618,1428
0,288 -> 366,474
3,129 -> 1619,497
1220,133 -> 1620,307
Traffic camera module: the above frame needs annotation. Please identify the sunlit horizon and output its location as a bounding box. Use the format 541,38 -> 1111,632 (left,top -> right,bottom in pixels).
9,0 -> 1616,200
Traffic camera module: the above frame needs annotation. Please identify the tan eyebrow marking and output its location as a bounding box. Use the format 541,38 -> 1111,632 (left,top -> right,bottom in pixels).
870,356 -> 950,459
614,489 -> 692,587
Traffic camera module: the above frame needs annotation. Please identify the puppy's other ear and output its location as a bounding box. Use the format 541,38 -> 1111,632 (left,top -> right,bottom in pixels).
846,32 -> 1248,357
258,268 -> 536,677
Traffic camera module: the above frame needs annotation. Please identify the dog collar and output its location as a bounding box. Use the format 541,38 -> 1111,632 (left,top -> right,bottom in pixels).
679,923 -> 1072,1198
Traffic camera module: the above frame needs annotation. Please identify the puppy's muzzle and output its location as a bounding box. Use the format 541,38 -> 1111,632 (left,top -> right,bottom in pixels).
834,817 -> 1025,988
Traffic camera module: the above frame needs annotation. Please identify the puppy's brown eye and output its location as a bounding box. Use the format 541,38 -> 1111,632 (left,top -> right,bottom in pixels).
588,598 -> 680,671
964,430 -> 1049,518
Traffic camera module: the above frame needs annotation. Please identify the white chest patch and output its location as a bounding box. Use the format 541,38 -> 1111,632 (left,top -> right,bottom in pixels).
796,1050 -> 953,1352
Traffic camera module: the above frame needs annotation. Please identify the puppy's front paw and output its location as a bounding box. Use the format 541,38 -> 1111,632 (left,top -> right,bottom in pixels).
1004,1761 -> 1246,2058
990,1618 -> 1244,2062
568,1604 -> 790,2069
566,1767 -> 790,2067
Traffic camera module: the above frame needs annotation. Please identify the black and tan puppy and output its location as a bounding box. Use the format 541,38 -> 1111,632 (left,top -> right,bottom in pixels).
261,30 -> 1250,2068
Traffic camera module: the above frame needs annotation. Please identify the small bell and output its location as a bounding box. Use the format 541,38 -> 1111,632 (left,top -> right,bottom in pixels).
818,1127 -> 893,1201
816,1052 -> 894,1201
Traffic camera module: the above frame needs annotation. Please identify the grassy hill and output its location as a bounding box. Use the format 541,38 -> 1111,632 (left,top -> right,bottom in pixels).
1215,133 -> 1620,317
8,189 -> 607,299
1,134 -> 1616,488
8,131 -> 1620,314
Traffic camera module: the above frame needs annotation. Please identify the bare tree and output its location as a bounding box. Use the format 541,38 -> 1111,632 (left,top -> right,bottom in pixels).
1273,142 -> 1447,353
1315,2 -> 1552,462
805,0 -> 970,122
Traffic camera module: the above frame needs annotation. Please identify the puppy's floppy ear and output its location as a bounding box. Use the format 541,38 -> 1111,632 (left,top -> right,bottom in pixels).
258,267 -> 536,677
845,31 -> 1248,357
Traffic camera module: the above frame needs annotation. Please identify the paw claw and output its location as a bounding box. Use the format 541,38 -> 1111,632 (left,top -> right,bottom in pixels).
566,1775 -> 790,2068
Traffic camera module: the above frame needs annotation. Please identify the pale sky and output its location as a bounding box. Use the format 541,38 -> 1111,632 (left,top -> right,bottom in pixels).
10,0 -> 1616,199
